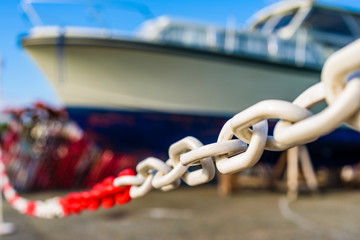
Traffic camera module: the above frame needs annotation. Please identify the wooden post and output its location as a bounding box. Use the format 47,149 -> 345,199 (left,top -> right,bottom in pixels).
271,145 -> 318,201
217,172 -> 238,196
287,147 -> 299,202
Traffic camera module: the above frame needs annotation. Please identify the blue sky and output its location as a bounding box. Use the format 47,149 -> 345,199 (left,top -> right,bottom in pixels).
1,0 -> 360,109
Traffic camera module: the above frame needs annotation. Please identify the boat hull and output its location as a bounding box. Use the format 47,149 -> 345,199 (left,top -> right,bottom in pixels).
66,107 -> 229,159
67,106 -> 360,167
22,36 -> 320,115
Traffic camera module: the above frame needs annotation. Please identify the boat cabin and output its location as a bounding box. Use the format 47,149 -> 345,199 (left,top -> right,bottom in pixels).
249,0 -> 360,48
137,1 -> 360,68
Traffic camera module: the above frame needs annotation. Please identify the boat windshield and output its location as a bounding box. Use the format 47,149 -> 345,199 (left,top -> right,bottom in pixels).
299,6 -> 359,47
351,14 -> 360,28
253,10 -> 297,33
302,8 -> 352,36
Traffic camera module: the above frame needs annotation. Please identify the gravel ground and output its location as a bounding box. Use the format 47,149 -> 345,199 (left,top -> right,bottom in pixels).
2,186 -> 360,240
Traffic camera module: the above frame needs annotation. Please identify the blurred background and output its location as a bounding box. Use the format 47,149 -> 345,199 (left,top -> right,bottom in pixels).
0,0 -> 360,189
1,0 -> 360,239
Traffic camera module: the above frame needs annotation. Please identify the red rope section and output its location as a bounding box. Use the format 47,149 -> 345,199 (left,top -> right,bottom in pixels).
59,169 -> 135,216
1,157 -> 135,218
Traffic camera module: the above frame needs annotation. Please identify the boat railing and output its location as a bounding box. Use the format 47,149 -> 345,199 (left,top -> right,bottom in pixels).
230,29 -> 333,67
140,21 -> 335,69
28,26 -> 136,40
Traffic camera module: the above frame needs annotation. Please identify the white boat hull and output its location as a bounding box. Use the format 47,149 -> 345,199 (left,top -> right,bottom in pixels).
23,37 -> 320,116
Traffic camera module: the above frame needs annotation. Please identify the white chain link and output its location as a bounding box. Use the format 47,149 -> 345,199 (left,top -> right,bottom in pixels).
153,137 -> 215,187
180,139 -> 247,166
229,100 -> 312,151
274,78 -> 360,147
113,38 -> 360,199
322,39 -> 360,131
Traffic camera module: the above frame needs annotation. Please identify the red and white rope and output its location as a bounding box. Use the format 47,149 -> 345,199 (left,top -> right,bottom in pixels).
0,155 -> 134,218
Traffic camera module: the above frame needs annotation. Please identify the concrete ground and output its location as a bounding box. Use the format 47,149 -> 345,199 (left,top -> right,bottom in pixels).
2,186 -> 360,240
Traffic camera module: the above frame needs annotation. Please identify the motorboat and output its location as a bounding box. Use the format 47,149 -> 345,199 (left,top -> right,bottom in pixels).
21,0 -> 360,164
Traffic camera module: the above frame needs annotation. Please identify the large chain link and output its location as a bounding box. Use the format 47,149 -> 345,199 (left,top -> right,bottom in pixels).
114,39 -> 360,198
322,39 -> 360,131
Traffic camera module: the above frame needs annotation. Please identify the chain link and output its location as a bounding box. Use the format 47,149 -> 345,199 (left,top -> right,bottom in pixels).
322,39 -> 360,131
229,100 -> 312,151
113,39 -> 360,198
274,78 -> 360,147
216,120 -> 268,174
166,137 -> 215,186
180,139 -> 247,166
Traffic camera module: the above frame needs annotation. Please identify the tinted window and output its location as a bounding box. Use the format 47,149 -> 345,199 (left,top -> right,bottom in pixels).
253,20 -> 267,30
303,7 -> 352,36
273,12 -> 296,31
351,14 -> 360,29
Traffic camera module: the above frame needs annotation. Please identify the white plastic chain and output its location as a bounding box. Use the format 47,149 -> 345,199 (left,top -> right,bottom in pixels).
113,38 -> 360,199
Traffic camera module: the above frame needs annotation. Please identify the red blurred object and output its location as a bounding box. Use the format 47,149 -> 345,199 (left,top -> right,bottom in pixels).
0,102 -> 138,191
59,168 -> 134,216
